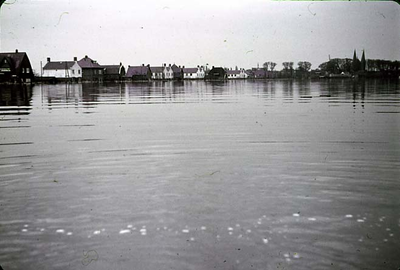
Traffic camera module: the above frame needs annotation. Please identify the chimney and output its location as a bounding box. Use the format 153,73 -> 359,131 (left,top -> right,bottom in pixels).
182,65 -> 185,69
197,65 -> 199,68
120,62 -> 122,66
85,55 -> 88,59
142,64 -> 144,66
169,64 -> 171,67
15,49 -> 18,53
147,64 -> 150,67
47,57 -> 51,62
164,63 -> 166,67
73,57 -> 77,61
212,66 -> 214,69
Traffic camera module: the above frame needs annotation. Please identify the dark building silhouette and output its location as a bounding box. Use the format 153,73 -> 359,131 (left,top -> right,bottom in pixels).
126,65 -> 152,81
0,50 -> 34,83
101,63 -> 126,81
78,55 -> 104,82
207,66 -> 227,80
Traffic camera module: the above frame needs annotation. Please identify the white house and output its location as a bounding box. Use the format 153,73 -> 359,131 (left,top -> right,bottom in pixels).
42,57 -> 82,78
227,68 -> 248,79
183,66 -> 205,79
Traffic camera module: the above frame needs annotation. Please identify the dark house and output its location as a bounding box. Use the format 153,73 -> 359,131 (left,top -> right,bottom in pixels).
0,50 -> 34,84
101,63 -> 126,81
77,55 -> 103,82
206,66 -> 227,80
171,64 -> 183,80
126,65 -> 151,81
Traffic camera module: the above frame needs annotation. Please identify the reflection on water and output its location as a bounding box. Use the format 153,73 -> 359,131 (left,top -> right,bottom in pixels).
0,80 -> 399,270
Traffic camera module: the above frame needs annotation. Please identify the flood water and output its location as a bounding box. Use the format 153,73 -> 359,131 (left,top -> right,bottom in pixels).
0,80 -> 399,270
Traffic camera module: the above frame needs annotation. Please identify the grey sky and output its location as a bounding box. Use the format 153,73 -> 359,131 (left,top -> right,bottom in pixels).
1,0 -> 399,73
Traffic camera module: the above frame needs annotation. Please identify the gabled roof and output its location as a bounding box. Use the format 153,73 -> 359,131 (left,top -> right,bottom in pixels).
183,68 -> 198,73
43,61 -> 75,70
171,64 -> 181,73
227,70 -> 241,75
78,56 -> 102,68
0,52 -> 29,70
126,66 -> 149,77
150,66 -> 164,73
101,65 -> 121,74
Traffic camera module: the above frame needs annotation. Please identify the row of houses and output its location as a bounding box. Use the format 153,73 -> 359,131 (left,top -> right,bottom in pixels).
42,55 -> 251,81
0,50 -> 276,84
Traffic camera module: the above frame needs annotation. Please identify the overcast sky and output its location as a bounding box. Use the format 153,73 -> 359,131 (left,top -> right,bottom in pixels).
1,0 -> 399,73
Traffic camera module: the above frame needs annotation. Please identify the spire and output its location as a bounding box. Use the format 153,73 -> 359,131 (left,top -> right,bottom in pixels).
352,49 -> 360,73
360,50 -> 366,71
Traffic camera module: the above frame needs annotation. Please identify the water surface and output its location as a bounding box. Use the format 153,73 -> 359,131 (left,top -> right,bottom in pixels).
0,80 -> 399,270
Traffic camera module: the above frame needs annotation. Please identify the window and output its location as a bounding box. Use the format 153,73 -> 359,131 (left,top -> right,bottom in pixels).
72,70 -> 75,74
78,70 -> 81,74
27,68 -> 30,73
99,70 -> 102,74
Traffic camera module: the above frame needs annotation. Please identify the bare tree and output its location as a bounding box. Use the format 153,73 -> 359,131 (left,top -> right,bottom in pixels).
262,62 -> 269,71
268,62 -> 277,72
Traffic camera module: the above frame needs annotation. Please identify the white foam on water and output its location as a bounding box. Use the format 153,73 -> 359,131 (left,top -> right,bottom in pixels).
141,232 -> 147,236
142,225 -> 146,229
345,214 -> 353,218
201,226 -> 206,231
163,226 -> 168,230
263,215 -> 266,218
238,234 -> 243,239
284,254 -> 289,258
228,227 -> 233,231
308,218 -> 316,221
93,230 -> 101,235
286,258 -> 291,262
386,228 -> 391,231
389,234 -> 394,237
257,221 -> 262,225
182,229 -> 189,233
262,238 -> 269,244
293,253 -> 300,259
127,225 -> 133,228
156,227 -> 160,231
246,229 -> 251,233
229,232 -> 233,235
292,213 -> 300,217
216,235 -> 220,239
56,229 -> 65,233
40,228 -> 45,232
357,219 -> 365,223
235,224 -> 240,227
21,229 -> 28,232
101,228 -> 105,232
140,228 -> 147,233
67,232 -> 73,236
190,237 -> 195,241
119,229 -> 131,234
383,239 -> 388,242
24,224 -> 29,228
87,235 -> 91,238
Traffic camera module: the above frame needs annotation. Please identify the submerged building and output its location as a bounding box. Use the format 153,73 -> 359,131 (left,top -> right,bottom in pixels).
0,50 -> 34,84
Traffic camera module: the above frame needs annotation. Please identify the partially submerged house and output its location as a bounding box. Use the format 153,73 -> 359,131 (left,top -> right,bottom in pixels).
183,66 -> 205,79
126,65 -> 151,81
42,57 -> 81,78
150,66 -> 165,80
0,50 -> 34,83
227,69 -> 248,79
77,55 -> 104,82
206,66 -> 226,80
101,63 -> 125,81
171,64 -> 183,80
